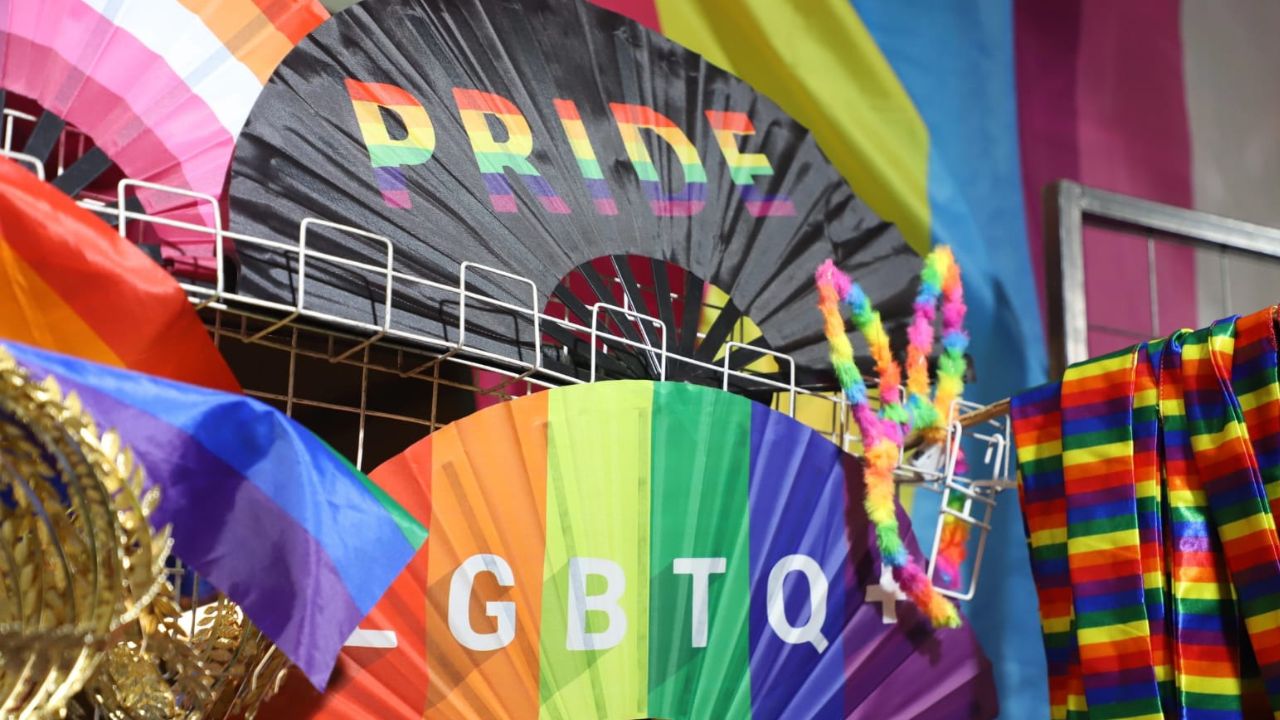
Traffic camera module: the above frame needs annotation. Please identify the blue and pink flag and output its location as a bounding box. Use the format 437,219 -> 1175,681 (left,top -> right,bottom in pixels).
1,340 -> 426,689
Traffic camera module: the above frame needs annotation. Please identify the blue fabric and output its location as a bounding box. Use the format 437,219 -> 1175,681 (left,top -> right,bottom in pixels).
4,340 -> 415,616
852,1 -> 1051,717
748,402 -> 849,719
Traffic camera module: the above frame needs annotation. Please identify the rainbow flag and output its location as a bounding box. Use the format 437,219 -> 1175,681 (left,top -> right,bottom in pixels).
2,340 -> 426,690
0,157 -> 238,392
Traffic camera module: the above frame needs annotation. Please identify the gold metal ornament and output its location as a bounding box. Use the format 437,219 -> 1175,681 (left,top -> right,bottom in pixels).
0,346 -> 170,718
84,592 -> 292,720
0,348 -> 292,719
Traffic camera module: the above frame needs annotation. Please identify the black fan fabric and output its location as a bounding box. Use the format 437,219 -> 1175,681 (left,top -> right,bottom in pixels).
228,0 -> 920,387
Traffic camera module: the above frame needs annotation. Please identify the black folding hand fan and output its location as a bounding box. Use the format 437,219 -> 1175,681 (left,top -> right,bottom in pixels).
228,0 -> 921,390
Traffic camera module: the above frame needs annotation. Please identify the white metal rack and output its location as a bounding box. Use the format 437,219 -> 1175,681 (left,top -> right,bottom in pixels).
2,107 -> 90,179
20,157 -> 1013,597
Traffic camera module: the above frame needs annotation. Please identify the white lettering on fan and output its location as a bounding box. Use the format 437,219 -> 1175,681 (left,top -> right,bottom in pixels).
446,553 -> 833,654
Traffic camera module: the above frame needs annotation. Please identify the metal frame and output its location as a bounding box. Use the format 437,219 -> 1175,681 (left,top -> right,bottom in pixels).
1045,179 -> 1280,376
459,261 -> 540,357
588,302 -> 667,381
723,341 -> 797,416
3,150 -> 43,180
923,399 -> 1013,601
2,106 -> 89,178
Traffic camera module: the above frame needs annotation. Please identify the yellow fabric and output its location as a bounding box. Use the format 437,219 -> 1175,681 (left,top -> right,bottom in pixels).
654,0 -> 931,254
698,284 -> 777,372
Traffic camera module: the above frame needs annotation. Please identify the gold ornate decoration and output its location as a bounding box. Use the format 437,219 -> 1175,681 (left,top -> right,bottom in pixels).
0,346 -> 169,718
0,348 -> 292,719
83,594 -> 292,720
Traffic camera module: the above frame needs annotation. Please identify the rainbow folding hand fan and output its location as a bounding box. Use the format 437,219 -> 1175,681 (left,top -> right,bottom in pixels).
228,0 -> 923,390
0,0 -> 328,276
267,381 -> 997,719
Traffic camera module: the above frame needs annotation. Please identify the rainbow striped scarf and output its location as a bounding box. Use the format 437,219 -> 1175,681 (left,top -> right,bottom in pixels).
1161,328 -> 1260,717
1013,308 -> 1280,719
1058,345 -> 1162,718
1181,320 -> 1280,714
1012,380 -> 1082,719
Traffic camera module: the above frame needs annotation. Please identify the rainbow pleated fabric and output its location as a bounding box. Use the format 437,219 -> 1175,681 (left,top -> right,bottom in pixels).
289,381 -> 997,719
2,340 -> 425,691
1013,306 -> 1280,720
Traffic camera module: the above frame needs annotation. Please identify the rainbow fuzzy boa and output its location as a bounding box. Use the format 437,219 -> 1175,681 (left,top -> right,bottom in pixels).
906,247 -> 968,445
905,248 -> 972,589
815,248 -> 965,629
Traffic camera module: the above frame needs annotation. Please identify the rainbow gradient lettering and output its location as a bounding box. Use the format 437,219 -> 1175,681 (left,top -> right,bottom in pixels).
610,103 -> 707,217
345,79 -> 436,209
453,88 -> 570,215
705,111 -> 795,217
554,99 -> 617,216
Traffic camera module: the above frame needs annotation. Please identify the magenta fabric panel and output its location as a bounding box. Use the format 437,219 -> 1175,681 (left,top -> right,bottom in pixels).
471,369 -> 535,411
1075,0 -> 1191,202
1017,0 -> 1195,355
1015,0 -> 1083,330
1081,228 -> 1154,355
1075,0 -> 1195,354
1078,227 -> 1200,357
586,0 -> 660,30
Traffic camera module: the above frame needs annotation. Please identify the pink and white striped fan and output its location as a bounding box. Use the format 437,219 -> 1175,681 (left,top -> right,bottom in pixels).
0,0 -> 328,278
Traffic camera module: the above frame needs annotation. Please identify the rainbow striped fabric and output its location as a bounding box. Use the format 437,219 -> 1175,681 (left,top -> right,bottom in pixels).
1012,306 -> 1280,719
1158,330 -> 1257,717
4,339 -> 425,691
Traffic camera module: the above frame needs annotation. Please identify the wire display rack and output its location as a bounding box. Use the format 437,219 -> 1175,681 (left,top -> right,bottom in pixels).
12,145 -> 1013,597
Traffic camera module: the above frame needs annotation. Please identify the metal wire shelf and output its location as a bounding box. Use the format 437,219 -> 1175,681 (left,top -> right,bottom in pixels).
37,166 -> 1013,598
